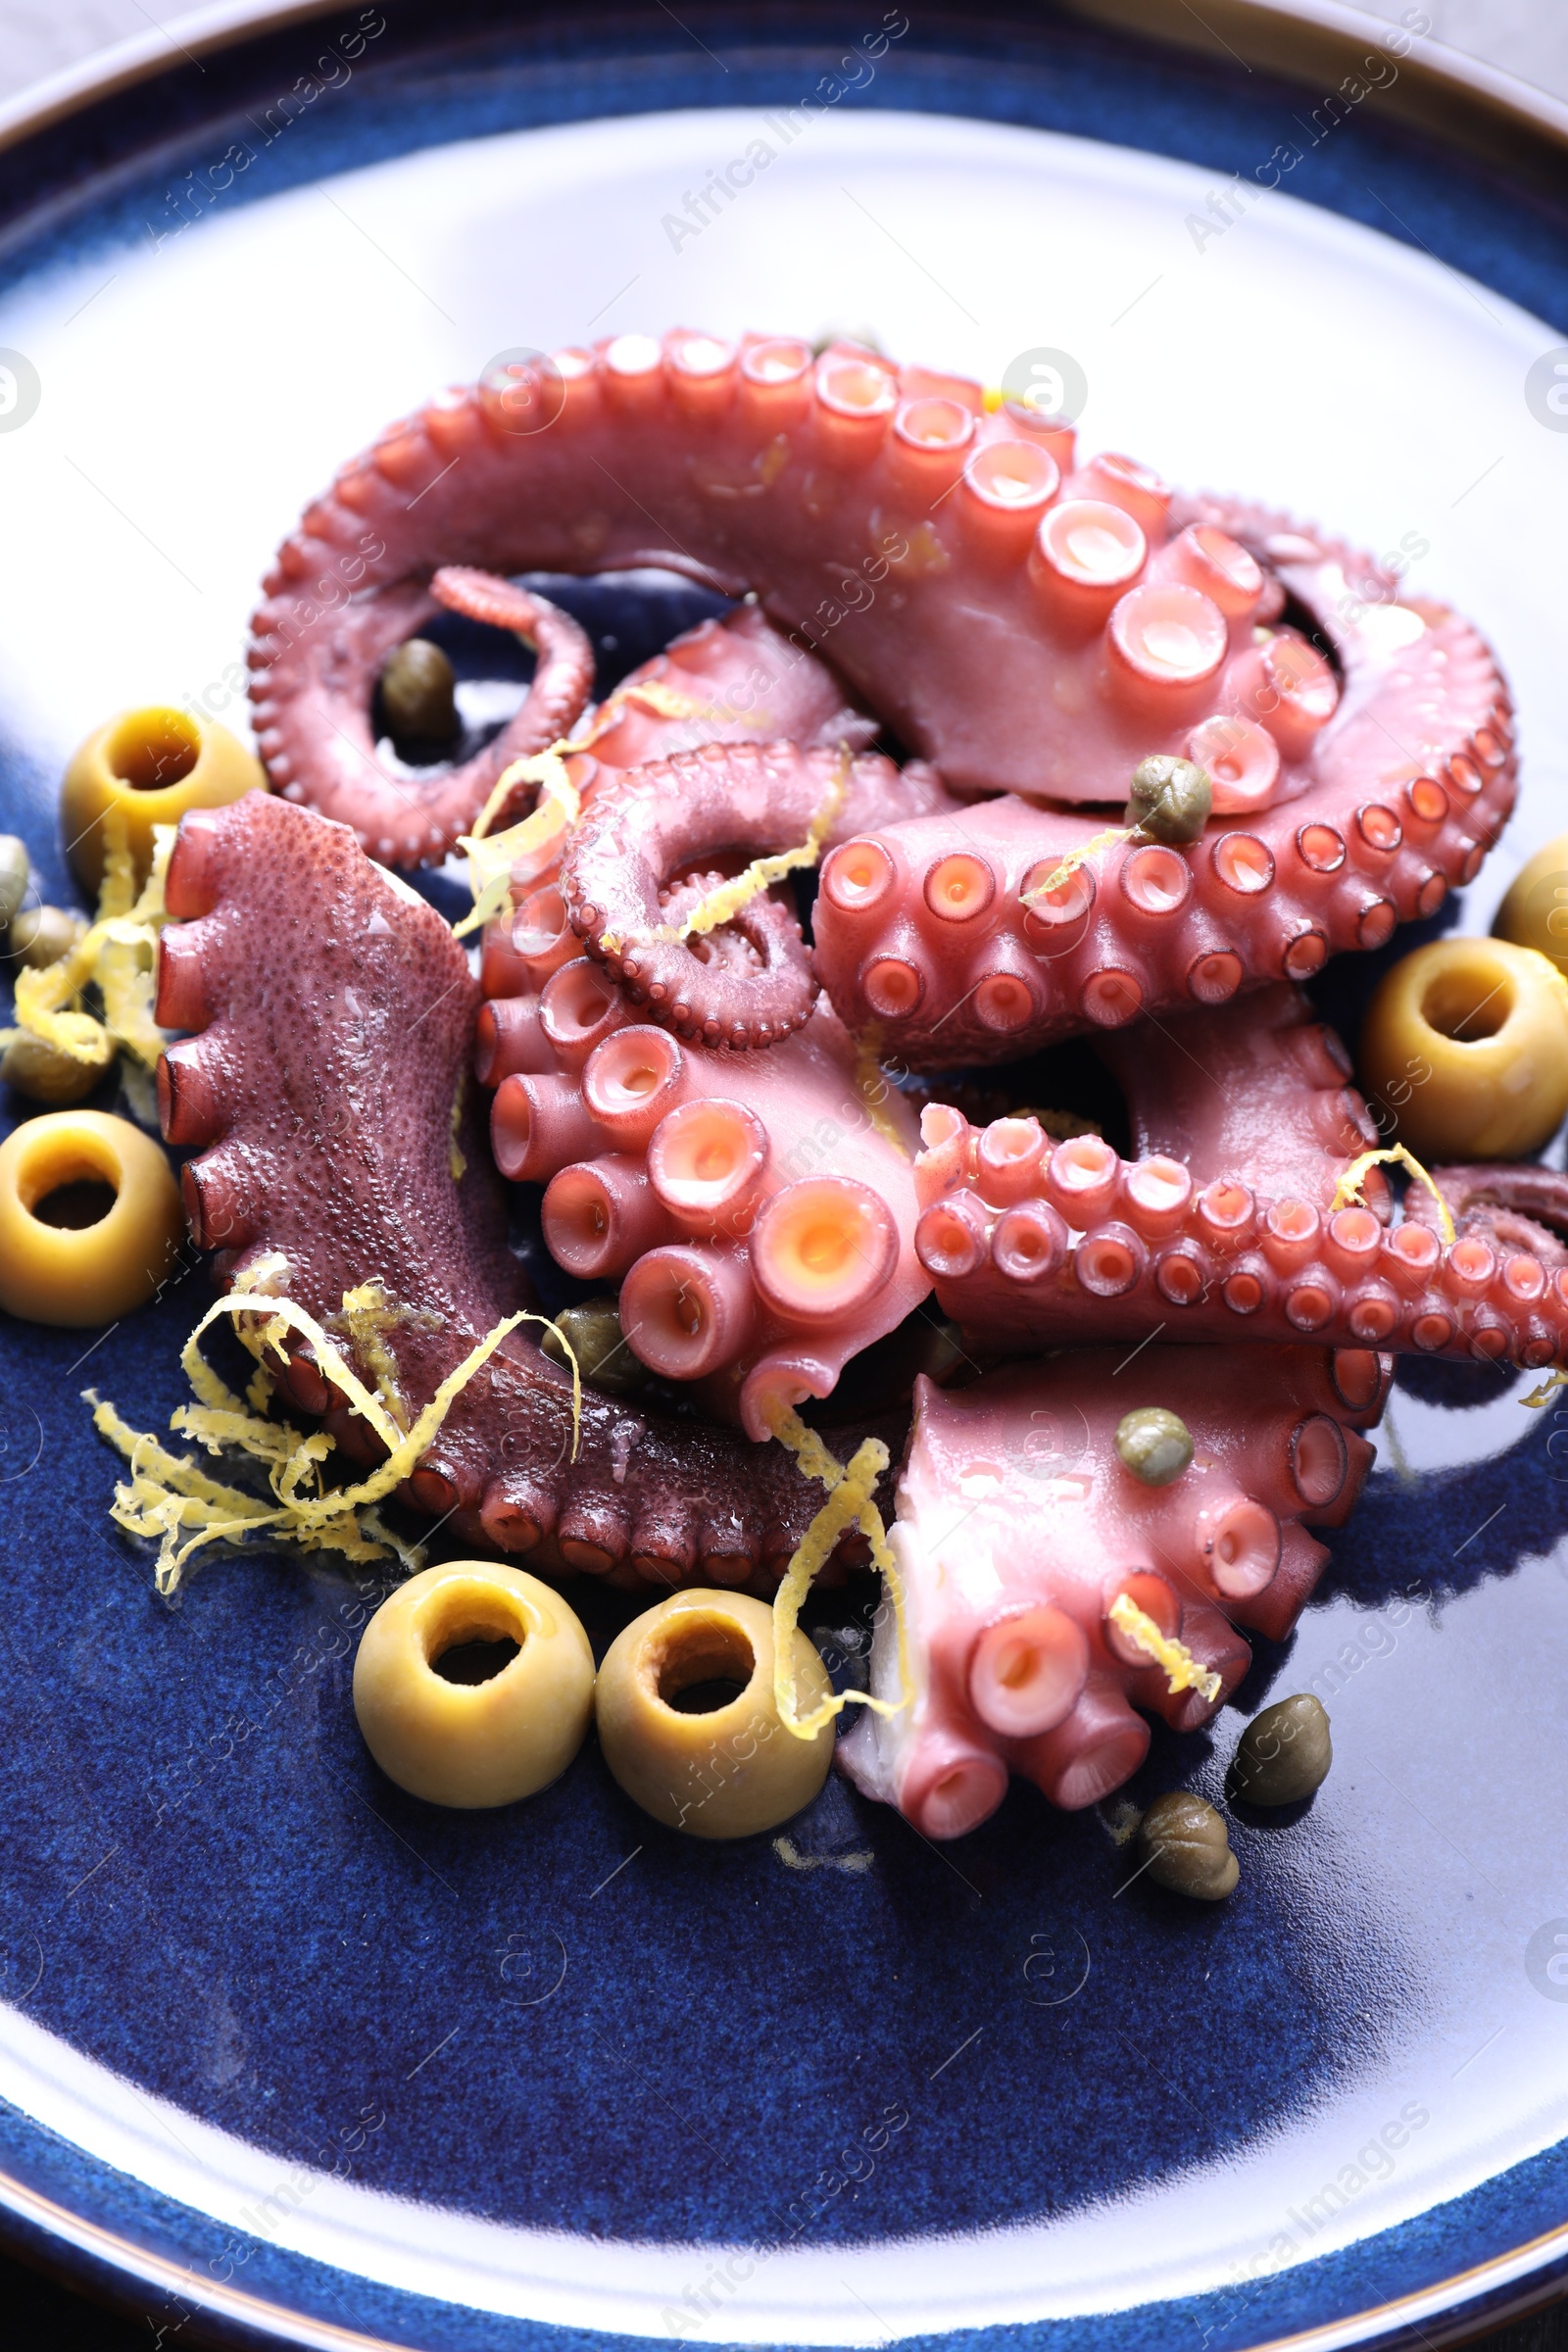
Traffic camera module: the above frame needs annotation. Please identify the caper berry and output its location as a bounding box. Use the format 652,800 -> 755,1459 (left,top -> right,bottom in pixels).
1126,755 -> 1213,845
0,836 -> 28,931
1232,1693 -> 1332,1805
10,904 -> 83,969
540,1297 -> 648,1396
379,639 -> 458,743
1,1032 -> 102,1104
1114,1405 -> 1194,1487
1137,1790 -> 1238,1900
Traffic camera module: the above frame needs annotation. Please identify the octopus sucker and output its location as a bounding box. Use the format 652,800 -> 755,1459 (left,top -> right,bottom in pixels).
912,984 -> 1568,1373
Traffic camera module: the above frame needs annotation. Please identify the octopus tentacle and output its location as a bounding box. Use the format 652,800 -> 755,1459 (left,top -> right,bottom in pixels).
577,599 -> 880,776
915,985 -> 1568,1372
249,333 -> 1510,908
1414,1163 -> 1568,1267
559,740 -> 955,1049
247,564 -> 595,869
840,1345 -> 1383,1837
478,960 -> 929,1439
473,603 -> 898,996
812,552 -> 1514,1064
153,791 -> 901,1587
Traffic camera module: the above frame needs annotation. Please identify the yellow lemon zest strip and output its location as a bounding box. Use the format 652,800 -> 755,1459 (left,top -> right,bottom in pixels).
1020,824 -> 1132,909
1523,1369 -> 1568,1410
88,1288 -> 584,1594
330,1278 -> 440,1434
575,677 -> 749,747
767,1403 -> 911,1740
603,754 -> 853,963
1331,1146 -> 1455,1247
1108,1592 -> 1222,1703
456,750 -> 582,934
1,814 -> 174,1077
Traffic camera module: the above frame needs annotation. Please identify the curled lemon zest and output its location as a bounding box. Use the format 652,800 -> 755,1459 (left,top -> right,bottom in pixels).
1523,1369 -> 1568,1410
1108,1592 -> 1221,1703
575,676 -> 751,746
1332,1146 -> 1455,1247
1020,824 -> 1131,909
456,750 -> 583,934
89,1285 -> 583,1594
767,1403 -> 911,1740
0,815 -> 174,1085
330,1278 -> 443,1435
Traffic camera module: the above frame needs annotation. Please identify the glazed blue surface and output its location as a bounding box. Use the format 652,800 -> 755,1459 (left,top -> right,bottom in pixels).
2,7 -> 1568,2349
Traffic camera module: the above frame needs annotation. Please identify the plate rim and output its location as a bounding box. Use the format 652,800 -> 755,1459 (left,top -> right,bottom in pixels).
1,0 -> 1566,163
1,5 -> 1566,2348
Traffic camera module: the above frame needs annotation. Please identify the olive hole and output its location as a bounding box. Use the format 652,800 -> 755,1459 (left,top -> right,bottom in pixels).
655,1617 -> 755,1714
32,1177 -> 117,1229
432,1636 -> 521,1685
1421,967 -> 1511,1043
668,1677 -> 750,1715
106,710 -> 201,792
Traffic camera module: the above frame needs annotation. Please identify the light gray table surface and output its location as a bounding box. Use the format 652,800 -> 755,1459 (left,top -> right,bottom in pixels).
1,0 -> 1567,111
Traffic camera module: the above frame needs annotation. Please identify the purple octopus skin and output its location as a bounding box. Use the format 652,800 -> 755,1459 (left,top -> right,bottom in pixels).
914,983 -> 1568,1373
247,563 -> 596,870
153,791 -> 902,1590
559,739 -> 956,1050
247,333 -> 1513,960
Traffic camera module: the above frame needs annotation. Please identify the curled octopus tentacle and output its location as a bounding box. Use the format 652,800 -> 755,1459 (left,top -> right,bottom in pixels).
913,985 -> 1568,1373
559,740 -> 955,1049
472,603 -> 897,998
248,566 -> 594,870
1412,1163 -> 1568,1269
474,949 -> 927,1440
250,330 -> 1513,1036
153,791 -> 902,1589
841,1346 -> 1386,1838
812,524 -> 1514,1064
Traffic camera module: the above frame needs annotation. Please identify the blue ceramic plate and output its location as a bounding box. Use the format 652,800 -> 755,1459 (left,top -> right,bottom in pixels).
3,6 -> 1568,2346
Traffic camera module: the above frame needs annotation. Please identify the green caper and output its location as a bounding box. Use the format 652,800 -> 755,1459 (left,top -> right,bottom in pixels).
1,1032 -> 102,1104
1232,1693 -> 1332,1805
540,1297 -> 648,1396
379,639 -> 459,743
1114,1405 -> 1194,1487
1126,755 -> 1213,845
10,904 -> 84,969
0,836 -> 28,931
1137,1790 -> 1238,1900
